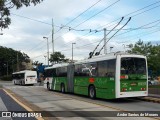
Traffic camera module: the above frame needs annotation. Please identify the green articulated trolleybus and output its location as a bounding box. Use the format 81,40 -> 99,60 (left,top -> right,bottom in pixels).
44,52 -> 148,99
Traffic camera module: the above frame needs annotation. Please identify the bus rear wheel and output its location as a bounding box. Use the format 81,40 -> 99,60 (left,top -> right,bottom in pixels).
89,86 -> 96,99
47,82 -> 50,91
61,84 -> 65,93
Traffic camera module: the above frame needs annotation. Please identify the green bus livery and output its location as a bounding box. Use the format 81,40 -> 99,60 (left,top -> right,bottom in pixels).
44,52 -> 148,99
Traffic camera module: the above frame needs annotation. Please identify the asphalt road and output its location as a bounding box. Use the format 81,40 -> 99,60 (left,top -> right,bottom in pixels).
1,81 -> 160,120
0,89 -> 36,120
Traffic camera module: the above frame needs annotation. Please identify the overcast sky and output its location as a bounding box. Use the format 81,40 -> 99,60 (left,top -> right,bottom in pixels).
1,0 -> 160,64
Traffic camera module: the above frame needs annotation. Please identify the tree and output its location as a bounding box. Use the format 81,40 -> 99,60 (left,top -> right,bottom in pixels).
0,0 -> 43,29
128,39 -> 160,77
49,52 -> 69,64
0,46 -> 30,76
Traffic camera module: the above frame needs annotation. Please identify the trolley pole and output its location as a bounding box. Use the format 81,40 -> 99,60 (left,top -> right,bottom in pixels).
104,28 -> 107,54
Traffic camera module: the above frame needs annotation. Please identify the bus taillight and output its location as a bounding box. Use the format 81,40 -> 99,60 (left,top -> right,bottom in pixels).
89,78 -> 95,83
122,88 -> 127,92
141,88 -> 146,91
120,75 -> 128,79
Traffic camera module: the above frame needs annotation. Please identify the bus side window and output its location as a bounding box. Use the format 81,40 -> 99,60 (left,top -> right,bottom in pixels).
106,72 -> 114,77
98,61 -> 107,77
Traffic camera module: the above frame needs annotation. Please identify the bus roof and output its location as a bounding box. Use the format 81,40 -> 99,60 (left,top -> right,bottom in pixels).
75,52 -> 146,64
12,70 -> 36,74
44,52 -> 146,69
45,63 -> 69,70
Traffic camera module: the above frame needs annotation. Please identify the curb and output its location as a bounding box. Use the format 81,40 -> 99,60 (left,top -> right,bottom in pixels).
138,97 -> 160,103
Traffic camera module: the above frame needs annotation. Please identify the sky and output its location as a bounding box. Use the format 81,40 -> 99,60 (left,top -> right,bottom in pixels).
1,0 -> 160,65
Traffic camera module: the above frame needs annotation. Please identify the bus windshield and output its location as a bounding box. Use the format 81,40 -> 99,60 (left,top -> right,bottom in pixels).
121,57 -> 146,74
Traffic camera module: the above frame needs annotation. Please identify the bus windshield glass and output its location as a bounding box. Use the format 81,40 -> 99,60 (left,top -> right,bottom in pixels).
121,57 -> 146,75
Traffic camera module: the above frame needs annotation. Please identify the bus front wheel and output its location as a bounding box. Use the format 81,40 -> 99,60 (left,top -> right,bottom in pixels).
47,82 -> 50,91
89,86 -> 96,99
61,84 -> 65,93
14,81 -> 16,85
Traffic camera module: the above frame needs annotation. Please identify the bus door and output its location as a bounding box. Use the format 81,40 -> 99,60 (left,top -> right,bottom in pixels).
67,64 -> 74,93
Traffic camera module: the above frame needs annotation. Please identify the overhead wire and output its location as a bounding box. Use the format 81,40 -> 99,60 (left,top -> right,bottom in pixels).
73,0 -> 120,28
18,1 -> 160,61
55,0 -> 103,33
53,0 -> 120,42
57,18 -> 160,53
33,22 -> 160,60
16,0 -> 104,55
55,0 -> 160,50
44,0 -> 121,51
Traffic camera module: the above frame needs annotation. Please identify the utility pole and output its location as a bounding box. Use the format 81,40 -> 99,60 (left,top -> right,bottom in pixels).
17,52 -> 19,71
52,18 -> 54,54
43,37 -> 49,66
72,43 -> 76,63
104,28 -> 107,54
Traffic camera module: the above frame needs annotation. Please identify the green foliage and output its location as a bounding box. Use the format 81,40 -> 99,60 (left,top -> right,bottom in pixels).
0,0 -> 43,29
0,46 -> 30,76
128,39 -> 160,76
0,75 -> 12,81
49,52 -> 69,64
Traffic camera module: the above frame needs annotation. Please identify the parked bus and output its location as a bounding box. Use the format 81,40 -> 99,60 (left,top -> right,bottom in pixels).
12,70 -> 37,85
44,52 -> 148,99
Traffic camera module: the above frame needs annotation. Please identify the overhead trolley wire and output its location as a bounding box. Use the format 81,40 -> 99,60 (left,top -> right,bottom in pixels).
73,0 -> 120,28
97,17 -> 131,55
89,17 -> 124,58
74,0 -> 160,45
97,0 -> 160,30
56,0 -> 103,33
29,1 -> 160,60
53,0 -> 120,40
24,0 -> 104,54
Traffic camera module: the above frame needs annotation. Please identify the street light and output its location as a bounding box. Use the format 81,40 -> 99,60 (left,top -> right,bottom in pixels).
43,37 -> 49,66
72,43 -> 76,63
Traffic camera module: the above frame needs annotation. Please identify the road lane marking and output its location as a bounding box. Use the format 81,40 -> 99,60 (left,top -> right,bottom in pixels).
3,89 -> 44,120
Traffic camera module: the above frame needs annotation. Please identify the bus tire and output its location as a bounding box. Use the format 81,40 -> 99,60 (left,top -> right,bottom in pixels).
61,84 -> 65,93
89,86 -> 96,99
22,80 -> 25,86
20,81 -> 22,86
47,82 -> 50,91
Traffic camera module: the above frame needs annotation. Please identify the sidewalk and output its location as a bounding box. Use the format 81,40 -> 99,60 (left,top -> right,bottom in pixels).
148,94 -> 160,98
138,94 -> 160,103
